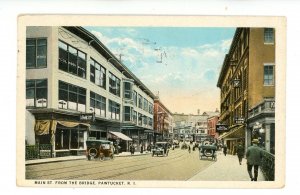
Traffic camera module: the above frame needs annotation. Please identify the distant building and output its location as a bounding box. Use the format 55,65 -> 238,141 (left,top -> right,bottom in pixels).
217,28 -> 275,154
153,97 -> 173,142
207,115 -> 220,139
173,111 -> 219,142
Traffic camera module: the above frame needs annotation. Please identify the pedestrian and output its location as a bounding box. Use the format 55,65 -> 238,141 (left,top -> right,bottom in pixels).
236,143 -> 244,165
246,139 -> 263,181
223,144 -> 227,156
188,145 -> 191,153
130,144 -> 135,155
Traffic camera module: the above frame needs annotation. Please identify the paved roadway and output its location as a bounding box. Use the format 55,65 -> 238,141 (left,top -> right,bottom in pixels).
26,149 -> 213,180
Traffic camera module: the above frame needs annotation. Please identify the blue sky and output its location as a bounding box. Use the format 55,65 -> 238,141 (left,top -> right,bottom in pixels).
85,26 -> 235,114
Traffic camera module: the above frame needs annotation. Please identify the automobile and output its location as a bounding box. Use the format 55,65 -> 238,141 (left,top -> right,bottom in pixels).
199,142 -> 217,161
152,142 -> 169,157
86,138 -> 114,161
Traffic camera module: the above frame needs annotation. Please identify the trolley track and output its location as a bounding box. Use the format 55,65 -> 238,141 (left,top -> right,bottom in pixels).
26,150 -> 188,179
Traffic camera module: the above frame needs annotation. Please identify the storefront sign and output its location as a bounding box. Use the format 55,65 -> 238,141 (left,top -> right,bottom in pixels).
80,113 -> 95,122
235,118 -> 244,124
216,124 -> 228,132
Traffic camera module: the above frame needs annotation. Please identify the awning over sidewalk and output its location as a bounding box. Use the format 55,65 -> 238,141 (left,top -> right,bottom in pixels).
109,131 -> 132,141
218,125 -> 245,140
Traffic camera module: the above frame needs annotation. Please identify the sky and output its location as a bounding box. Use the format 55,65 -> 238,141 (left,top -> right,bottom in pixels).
84,26 -> 236,115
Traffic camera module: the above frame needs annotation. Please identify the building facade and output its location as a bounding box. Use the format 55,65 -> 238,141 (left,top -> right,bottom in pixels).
25,26 -> 155,157
207,115 -> 219,139
153,97 -> 173,142
217,28 -> 275,154
172,111 -> 219,142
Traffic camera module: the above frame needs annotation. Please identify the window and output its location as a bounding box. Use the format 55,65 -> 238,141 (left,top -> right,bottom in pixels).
264,28 -> 274,44
264,65 -> 275,85
108,100 -> 120,120
124,106 -> 131,122
132,110 -> 137,124
58,81 -> 86,112
109,72 -> 120,97
143,116 -> 148,126
149,103 -> 153,114
55,127 -> 85,150
90,58 -> 106,89
58,40 -> 86,79
143,98 -> 148,111
148,117 -> 153,127
138,94 -> 143,109
138,113 -> 142,126
90,91 -> 106,117
26,38 -> 47,68
133,91 -> 137,106
26,79 -> 47,107
124,82 -> 132,99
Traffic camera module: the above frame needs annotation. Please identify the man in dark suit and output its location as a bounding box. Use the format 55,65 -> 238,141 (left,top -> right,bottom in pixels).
246,139 -> 263,181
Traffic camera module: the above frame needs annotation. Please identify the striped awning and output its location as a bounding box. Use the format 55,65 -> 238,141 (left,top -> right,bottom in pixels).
109,131 -> 132,141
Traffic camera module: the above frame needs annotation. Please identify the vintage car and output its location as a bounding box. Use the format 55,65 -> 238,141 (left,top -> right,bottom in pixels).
86,138 -> 114,161
199,142 -> 217,161
152,142 -> 169,157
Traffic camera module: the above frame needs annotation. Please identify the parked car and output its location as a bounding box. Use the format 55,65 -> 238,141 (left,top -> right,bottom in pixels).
86,139 -> 114,161
152,142 -> 169,157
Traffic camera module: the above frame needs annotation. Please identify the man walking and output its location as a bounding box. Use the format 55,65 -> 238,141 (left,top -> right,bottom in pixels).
236,143 -> 244,165
246,139 -> 263,181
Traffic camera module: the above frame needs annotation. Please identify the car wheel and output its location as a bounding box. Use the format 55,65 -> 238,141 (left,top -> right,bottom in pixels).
88,148 -> 98,159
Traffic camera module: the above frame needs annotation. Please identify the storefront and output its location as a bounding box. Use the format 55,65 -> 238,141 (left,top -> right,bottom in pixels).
35,119 -> 90,157
218,125 -> 245,155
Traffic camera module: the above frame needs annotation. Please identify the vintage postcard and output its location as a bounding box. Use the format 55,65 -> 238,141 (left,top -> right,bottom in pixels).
17,15 -> 286,188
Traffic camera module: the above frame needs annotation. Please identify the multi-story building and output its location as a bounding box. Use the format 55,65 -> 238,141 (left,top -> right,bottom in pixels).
153,97 -> 173,142
207,115 -> 220,139
217,28 -> 275,154
25,26 -> 155,157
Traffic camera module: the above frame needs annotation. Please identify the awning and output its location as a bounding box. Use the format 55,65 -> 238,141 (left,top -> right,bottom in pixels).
218,125 -> 245,140
109,131 -> 132,141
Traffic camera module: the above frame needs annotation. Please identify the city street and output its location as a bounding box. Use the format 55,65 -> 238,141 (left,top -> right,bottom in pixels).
26,149 -> 213,180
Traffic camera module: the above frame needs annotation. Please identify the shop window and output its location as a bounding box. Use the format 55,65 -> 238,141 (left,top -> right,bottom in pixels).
58,40 -> 86,79
58,81 -> 86,111
26,79 -> 47,107
26,38 -> 47,68
55,129 -> 70,150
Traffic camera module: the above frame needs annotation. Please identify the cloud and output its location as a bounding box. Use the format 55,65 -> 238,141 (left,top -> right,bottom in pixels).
89,28 -> 231,114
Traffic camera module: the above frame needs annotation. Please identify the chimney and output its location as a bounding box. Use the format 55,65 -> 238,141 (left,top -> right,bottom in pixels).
197,109 -> 200,115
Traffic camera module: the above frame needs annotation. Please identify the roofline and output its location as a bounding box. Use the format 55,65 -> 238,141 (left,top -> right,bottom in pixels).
217,28 -> 243,88
154,98 -> 172,115
62,26 -> 156,99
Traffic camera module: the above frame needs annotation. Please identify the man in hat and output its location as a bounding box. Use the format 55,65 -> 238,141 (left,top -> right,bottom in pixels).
246,139 -> 263,181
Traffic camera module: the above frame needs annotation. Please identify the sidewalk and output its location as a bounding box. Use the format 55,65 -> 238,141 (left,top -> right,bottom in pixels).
25,151 -> 151,165
189,151 -> 265,181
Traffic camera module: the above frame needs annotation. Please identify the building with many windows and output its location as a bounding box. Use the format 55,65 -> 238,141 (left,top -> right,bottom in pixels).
25,26 -> 155,157
153,97 -> 173,142
217,28 -> 275,154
